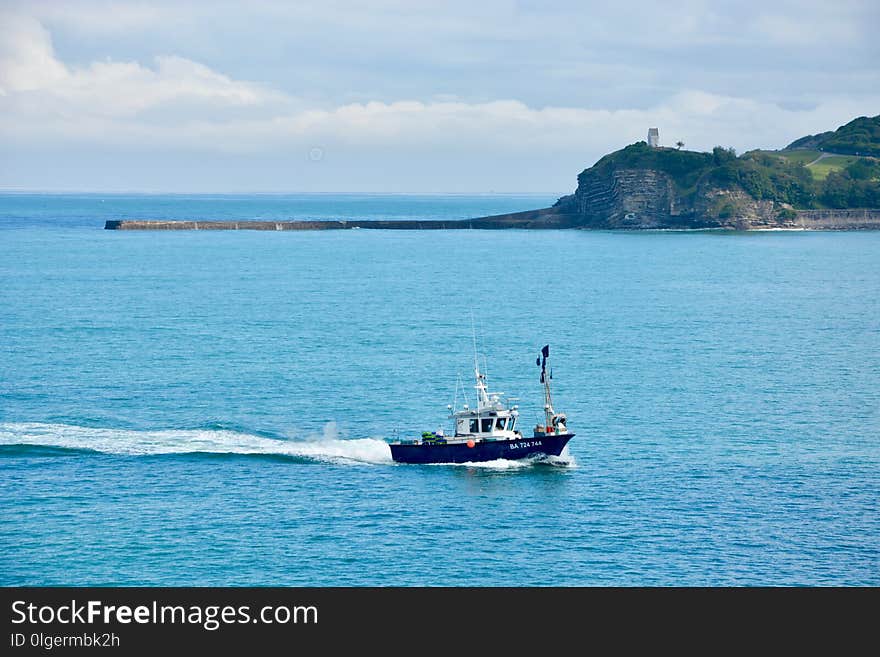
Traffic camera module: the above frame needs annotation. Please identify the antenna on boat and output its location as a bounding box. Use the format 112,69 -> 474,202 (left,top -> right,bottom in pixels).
452,371 -> 463,415
470,310 -> 479,375
469,310 -> 491,410
470,311 -> 478,405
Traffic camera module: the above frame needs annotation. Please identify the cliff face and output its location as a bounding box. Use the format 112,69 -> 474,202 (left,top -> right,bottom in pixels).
553,166 -> 782,229
569,168 -> 677,228
694,187 -> 780,228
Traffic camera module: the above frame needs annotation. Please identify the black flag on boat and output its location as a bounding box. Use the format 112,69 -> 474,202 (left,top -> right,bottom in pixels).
538,345 -> 549,382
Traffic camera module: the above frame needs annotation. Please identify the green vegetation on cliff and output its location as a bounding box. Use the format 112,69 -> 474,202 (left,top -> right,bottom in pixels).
580,141 -> 816,207
820,159 -> 880,207
786,114 -> 880,157
708,149 -> 816,206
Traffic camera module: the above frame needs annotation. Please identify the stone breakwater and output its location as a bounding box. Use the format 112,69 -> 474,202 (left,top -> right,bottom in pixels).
104,210 -> 579,231
793,209 -> 880,230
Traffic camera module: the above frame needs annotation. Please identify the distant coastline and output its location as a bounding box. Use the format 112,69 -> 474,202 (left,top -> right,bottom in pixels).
105,208 -> 880,231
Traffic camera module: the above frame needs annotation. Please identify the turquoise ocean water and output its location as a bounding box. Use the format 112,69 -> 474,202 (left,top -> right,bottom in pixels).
1,193 -> 878,585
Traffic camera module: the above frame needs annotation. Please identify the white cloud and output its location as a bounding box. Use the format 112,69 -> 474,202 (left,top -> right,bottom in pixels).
1,9 -> 877,191
64,55 -> 279,115
0,14 -> 67,92
0,11 -> 285,112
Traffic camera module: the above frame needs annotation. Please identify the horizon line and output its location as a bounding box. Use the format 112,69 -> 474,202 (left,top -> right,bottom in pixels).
0,188 -> 568,197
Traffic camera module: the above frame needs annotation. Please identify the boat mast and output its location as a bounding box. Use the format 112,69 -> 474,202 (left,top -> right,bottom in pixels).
538,345 -> 554,428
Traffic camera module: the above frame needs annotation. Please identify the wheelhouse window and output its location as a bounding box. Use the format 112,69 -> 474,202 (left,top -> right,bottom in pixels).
469,419 -> 479,433
495,417 -> 507,430
480,418 -> 493,433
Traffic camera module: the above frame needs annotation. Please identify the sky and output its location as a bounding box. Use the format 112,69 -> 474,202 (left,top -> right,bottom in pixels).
1,0 -> 878,193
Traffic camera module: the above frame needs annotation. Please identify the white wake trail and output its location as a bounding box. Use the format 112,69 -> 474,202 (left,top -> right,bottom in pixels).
0,422 -> 393,465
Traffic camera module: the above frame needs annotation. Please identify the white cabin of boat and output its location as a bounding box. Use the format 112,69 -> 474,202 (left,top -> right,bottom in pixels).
445,367 -> 522,442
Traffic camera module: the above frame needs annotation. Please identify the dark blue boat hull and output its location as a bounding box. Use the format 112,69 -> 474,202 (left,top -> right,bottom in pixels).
390,433 -> 574,464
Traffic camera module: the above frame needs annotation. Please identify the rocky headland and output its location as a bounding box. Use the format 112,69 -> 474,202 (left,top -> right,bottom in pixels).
107,114 -> 880,231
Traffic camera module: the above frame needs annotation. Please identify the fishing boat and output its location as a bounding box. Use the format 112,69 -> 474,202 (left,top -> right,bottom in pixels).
389,345 -> 574,464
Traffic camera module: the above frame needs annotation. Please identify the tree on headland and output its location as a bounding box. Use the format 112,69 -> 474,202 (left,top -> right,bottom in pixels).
675,140 -> 684,150
712,146 -> 737,164
820,159 -> 880,207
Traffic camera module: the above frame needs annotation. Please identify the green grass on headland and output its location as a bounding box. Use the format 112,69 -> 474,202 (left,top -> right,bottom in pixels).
777,150 -> 822,166
808,155 -> 865,180
757,149 -> 869,181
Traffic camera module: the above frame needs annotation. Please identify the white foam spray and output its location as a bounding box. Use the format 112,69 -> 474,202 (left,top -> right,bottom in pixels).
438,446 -> 576,470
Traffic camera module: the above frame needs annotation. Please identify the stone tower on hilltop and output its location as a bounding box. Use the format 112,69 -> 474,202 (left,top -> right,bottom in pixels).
647,127 -> 659,148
